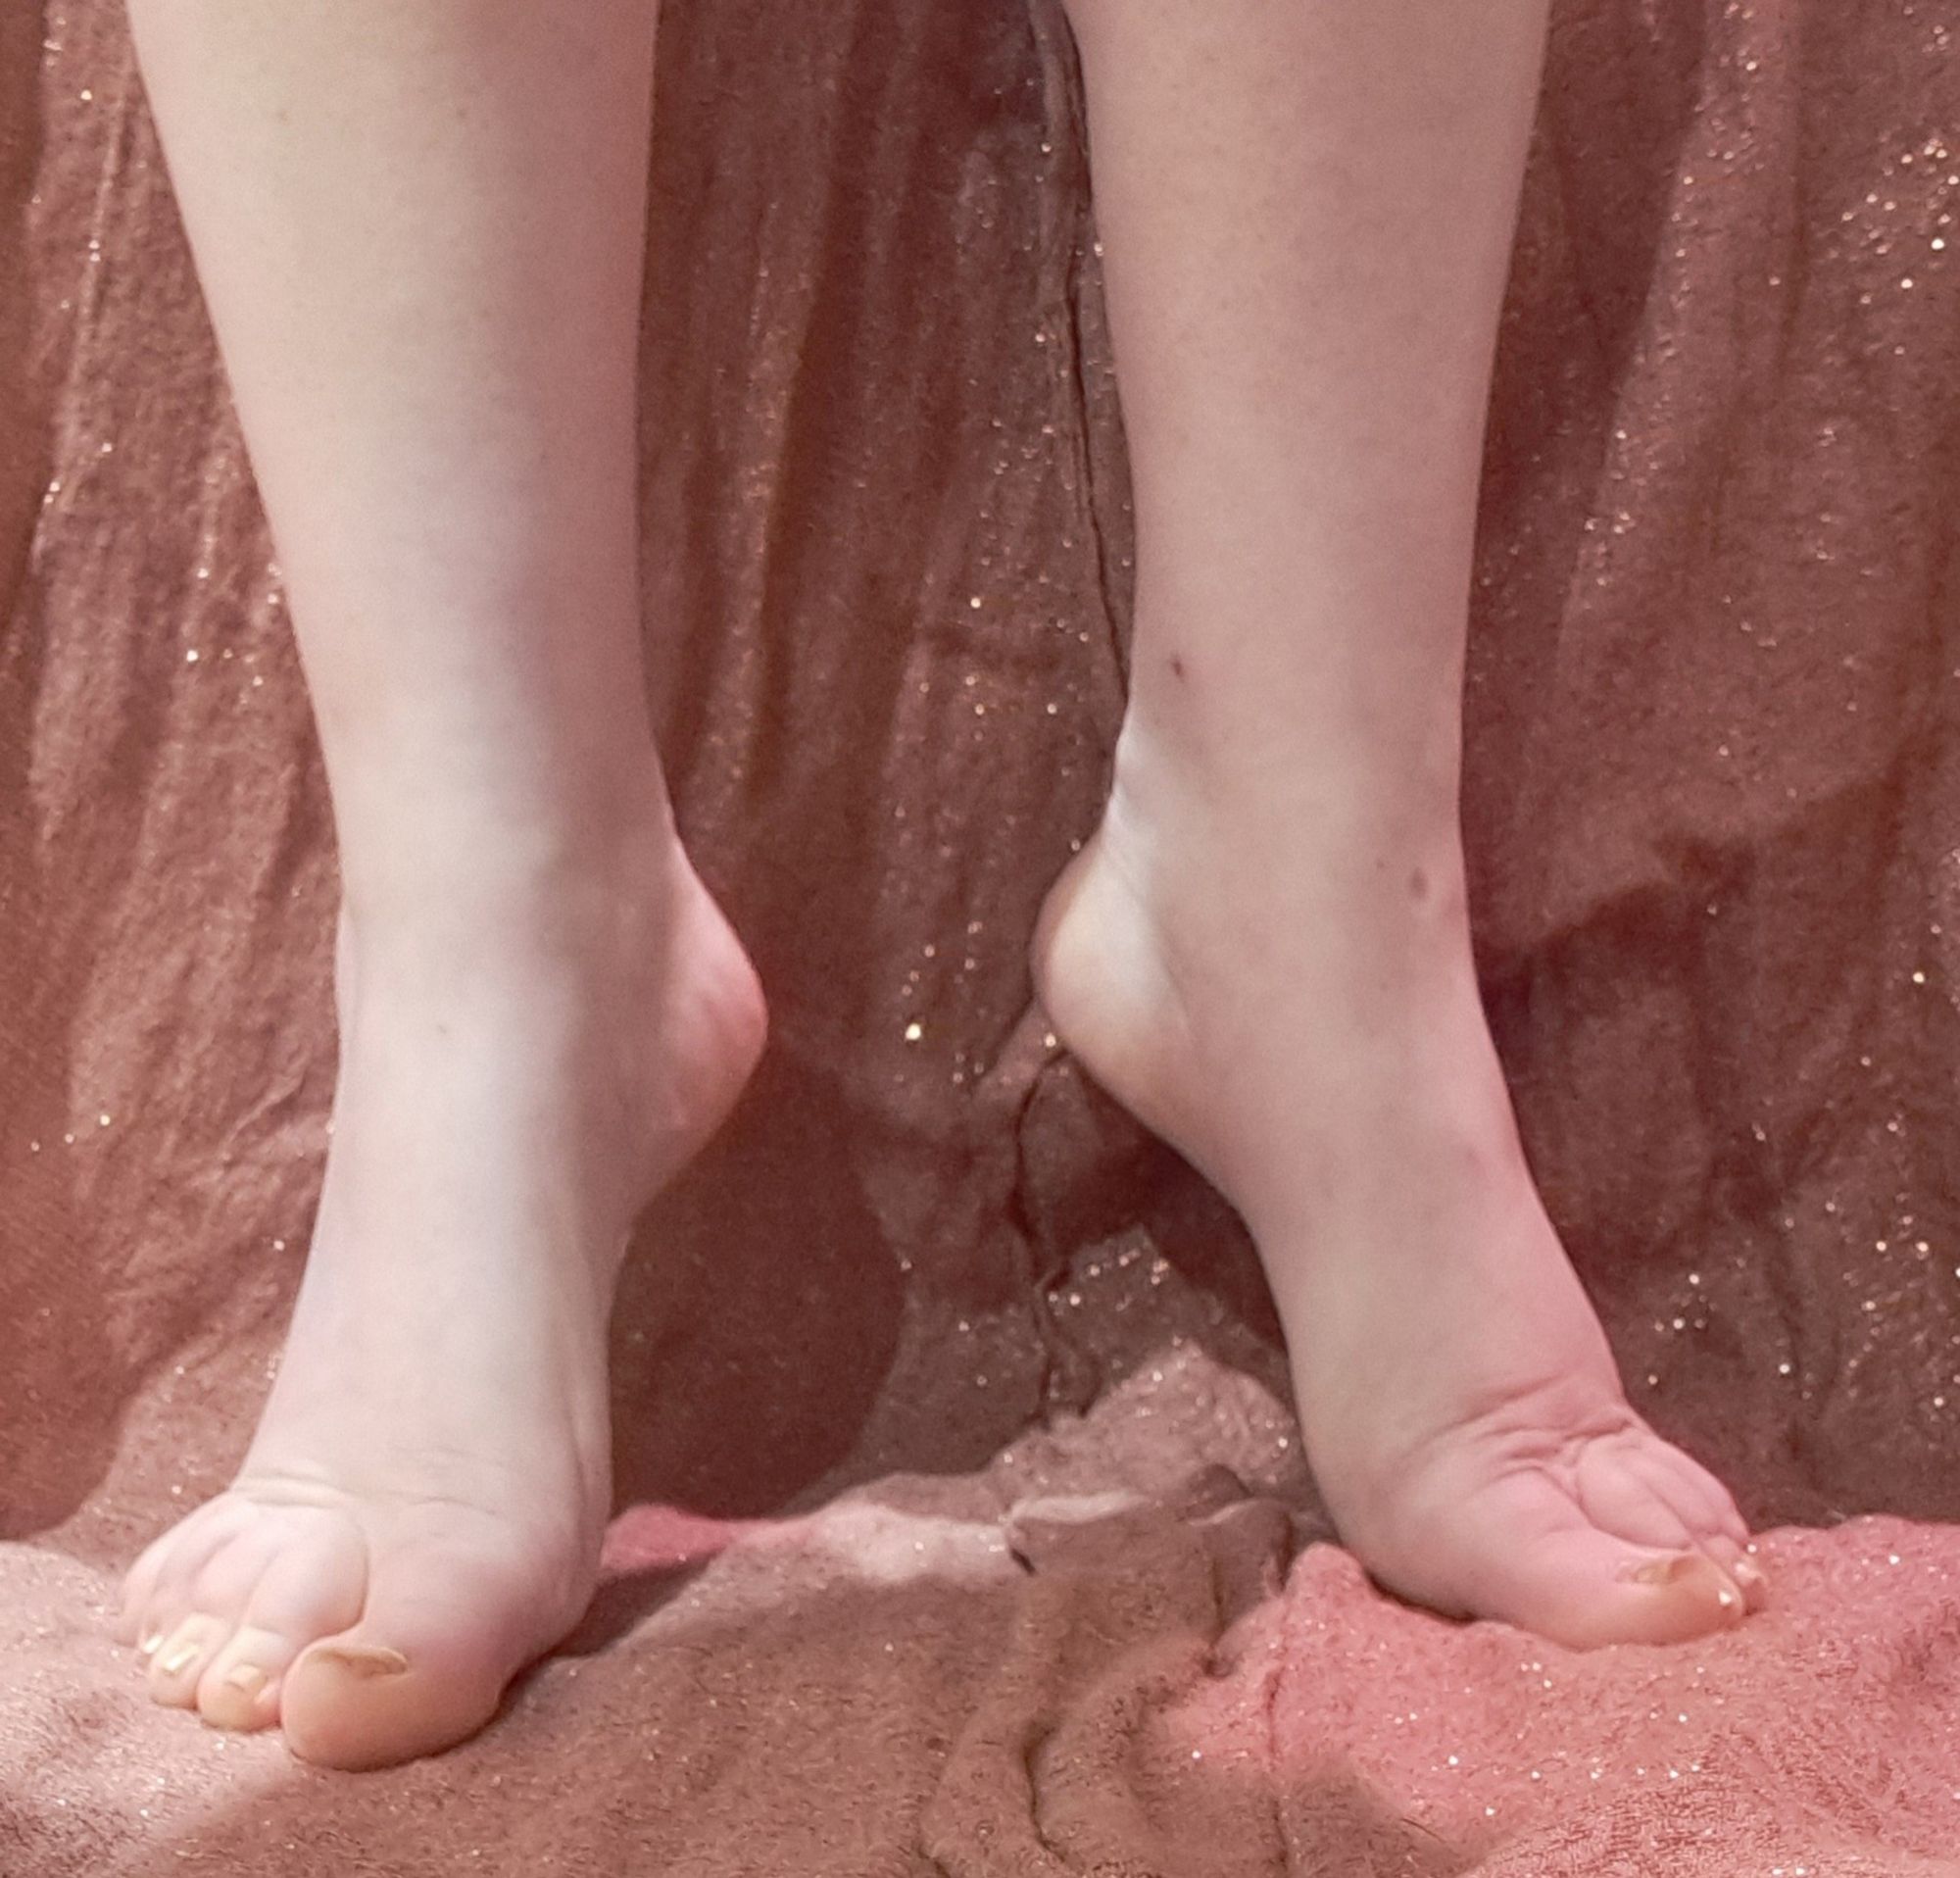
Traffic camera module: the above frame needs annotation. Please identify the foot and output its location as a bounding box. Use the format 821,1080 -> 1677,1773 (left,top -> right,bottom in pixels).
1033,742 -> 1766,1649
115,829 -> 765,1767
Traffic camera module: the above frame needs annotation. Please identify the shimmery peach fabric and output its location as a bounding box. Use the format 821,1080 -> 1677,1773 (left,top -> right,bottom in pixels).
6,0 -> 1960,1870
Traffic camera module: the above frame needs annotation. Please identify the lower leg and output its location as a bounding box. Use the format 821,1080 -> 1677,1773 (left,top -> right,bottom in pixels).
1037,0 -> 1763,1645
129,0 -> 668,895
116,0 -> 763,1767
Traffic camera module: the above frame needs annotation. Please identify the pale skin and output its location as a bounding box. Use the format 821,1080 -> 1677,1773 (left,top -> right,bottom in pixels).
114,0 -> 1766,1769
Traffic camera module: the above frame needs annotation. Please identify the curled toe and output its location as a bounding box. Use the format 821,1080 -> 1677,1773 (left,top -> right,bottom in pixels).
148,1613 -> 232,1707
1702,1535 -> 1770,1613
196,1624 -> 301,1732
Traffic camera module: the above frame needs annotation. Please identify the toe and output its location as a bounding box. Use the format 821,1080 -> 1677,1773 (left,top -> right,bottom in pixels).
1490,1521 -> 1745,1650
197,1624 -> 300,1733
1572,1439 -> 1702,1554
1405,1466 -> 1748,1650
187,1527 -> 281,1628
118,1530 -> 175,1648
134,1507 -> 251,1667
1610,1438 -> 1759,1604
283,1632 -> 507,1771
1586,1541 -> 1747,1647
190,1508 -> 368,1734
149,1612 -> 234,1707
1629,1433 -> 1751,1552
1690,1471 -> 1753,1554
280,1554 -> 545,1771
145,1528 -> 282,1715
1702,1532 -> 1770,1613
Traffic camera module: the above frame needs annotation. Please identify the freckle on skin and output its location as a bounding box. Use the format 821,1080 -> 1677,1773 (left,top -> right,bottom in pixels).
1409,865 -> 1428,900
1169,655 -> 1186,680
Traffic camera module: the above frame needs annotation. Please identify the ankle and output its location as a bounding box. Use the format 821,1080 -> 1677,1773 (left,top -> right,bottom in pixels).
1102,716 -> 1471,928
1108,704 -> 1461,849
335,782 -> 683,938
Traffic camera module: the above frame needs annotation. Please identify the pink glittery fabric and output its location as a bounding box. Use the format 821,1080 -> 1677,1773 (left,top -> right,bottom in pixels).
6,0 -> 1960,1869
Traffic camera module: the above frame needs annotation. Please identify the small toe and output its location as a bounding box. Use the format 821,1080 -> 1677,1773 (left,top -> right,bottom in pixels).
189,1511 -> 369,1734
148,1612 -> 234,1707
118,1533 -> 174,1648
1702,1532 -> 1770,1613
197,1624 -> 299,1732
187,1529 -> 281,1630
231,1508 -> 368,1645
1573,1441 -> 1702,1555
133,1505 -> 252,1661
1632,1435 -> 1751,1552
1610,1442 -> 1744,1570
1571,1431 -> 1756,1616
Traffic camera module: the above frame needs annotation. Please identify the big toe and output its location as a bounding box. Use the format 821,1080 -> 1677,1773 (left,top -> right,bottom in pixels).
1376,1464 -> 1753,1650
1486,1527 -> 1747,1649
279,1557 -> 547,1770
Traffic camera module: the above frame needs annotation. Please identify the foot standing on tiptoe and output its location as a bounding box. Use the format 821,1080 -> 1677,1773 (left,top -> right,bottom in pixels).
1033,0 -> 1765,1647
116,0 -> 765,1771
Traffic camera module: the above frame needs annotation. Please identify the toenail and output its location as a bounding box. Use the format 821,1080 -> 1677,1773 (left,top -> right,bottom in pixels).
221,1662 -> 269,1698
157,1639 -> 203,1677
1618,1551 -> 1697,1588
138,1632 -> 164,1657
313,1644 -> 409,1680
1732,1557 -> 1768,1594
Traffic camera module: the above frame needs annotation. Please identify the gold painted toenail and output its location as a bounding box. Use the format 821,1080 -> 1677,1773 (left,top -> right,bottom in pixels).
221,1663 -> 269,1698
314,1644 -> 409,1680
138,1632 -> 164,1657
157,1640 -> 202,1677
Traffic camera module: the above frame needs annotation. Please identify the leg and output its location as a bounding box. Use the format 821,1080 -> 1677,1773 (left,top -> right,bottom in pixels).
1035,0 -> 1765,1646
115,0 -> 765,1766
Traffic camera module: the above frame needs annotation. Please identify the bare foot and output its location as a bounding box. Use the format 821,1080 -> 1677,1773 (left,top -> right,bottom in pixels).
1033,743 -> 1766,1649
115,830 -> 765,1767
